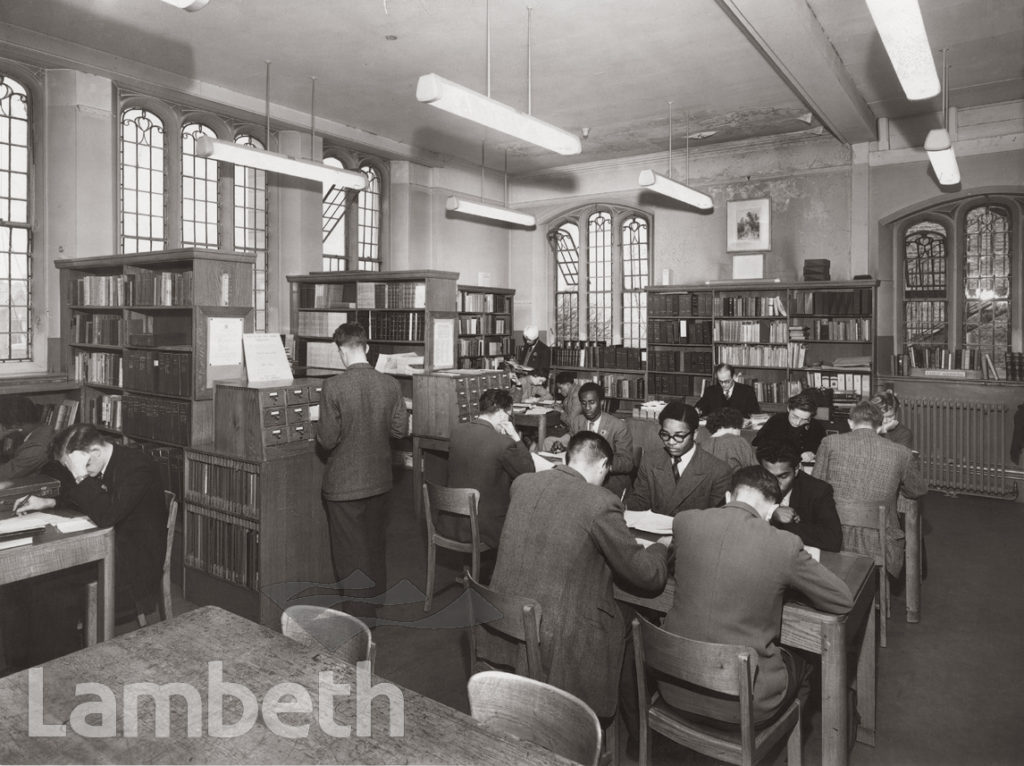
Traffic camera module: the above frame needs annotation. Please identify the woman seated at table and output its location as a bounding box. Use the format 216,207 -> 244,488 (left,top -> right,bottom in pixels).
751,392 -> 825,464
0,394 -> 54,481
700,407 -> 757,471
870,389 -> 914,450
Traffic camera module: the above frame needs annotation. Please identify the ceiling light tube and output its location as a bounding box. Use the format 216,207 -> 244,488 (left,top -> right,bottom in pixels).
445,196 -> 536,228
638,170 -> 714,210
160,0 -> 210,11
864,0 -> 940,100
417,73 -> 581,156
924,128 -> 960,185
196,137 -> 366,190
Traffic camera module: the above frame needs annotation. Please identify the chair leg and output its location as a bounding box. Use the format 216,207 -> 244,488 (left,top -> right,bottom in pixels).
136,603 -> 147,629
161,573 -> 173,622
787,699 -> 803,766
639,717 -> 650,766
424,541 -> 436,613
878,569 -> 888,649
601,713 -> 621,766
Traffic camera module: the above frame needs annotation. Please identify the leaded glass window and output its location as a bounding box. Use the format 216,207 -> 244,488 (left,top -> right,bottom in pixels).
552,222 -> 580,342
233,135 -> 267,331
963,204 -> 1011,376
357,164 -> 381,272
181,122 -> 219,248
0,75 -> 31,362
622,215 -> 649,348
120,108 -> 165,253
587,212 -> 613,343
322,156 -> 348,271
904,220 -> 948,349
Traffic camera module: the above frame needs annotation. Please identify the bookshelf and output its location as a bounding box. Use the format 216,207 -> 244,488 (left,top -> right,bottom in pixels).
647,280 -> 878,414
456,285 -> 515,369
287,270 -> 459,375
549,342 -> 646,414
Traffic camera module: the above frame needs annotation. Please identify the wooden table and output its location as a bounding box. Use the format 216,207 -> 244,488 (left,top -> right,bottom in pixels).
0,525 -> 115,645
513,407 -> 560,447
899,495 -> 922,623
616,551 -> 877,766
0,605 -> 574,764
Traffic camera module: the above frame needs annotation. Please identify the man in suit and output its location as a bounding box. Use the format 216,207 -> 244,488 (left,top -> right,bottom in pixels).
751,392 -> 826,462
701,406 -> 758,471
555,370 -> 583,427
566,382 -> 634,497
445,388 -> 535,550
757,440 -> 842,551
662,465 -> 854,726
318,322 -> 409,620
484,431 -> 669,721
625,400 -> 730,516
815,400 -> 928,576
695,363 -> 760,418
515,325 -> 550,376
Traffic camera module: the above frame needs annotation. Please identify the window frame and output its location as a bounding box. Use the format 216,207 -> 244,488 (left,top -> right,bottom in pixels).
320,147 -> 389,272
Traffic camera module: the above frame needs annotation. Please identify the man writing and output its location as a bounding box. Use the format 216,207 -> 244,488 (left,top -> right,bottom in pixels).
318,322 -> 409,620
564,382 -> 634,497
757,440 -> 842,551
662,465 -> 854,726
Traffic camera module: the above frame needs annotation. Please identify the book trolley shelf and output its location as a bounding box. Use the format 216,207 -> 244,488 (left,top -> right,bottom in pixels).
456,285 -> 515,369
646,280 -> 878,414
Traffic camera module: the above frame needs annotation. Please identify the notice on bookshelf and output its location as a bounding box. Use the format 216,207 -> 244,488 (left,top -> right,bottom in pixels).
242,334 -> 293,385
428,313 -> 457,372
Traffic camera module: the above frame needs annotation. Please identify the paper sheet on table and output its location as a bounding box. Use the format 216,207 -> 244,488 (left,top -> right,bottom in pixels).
531,453 -> 557,472
0,537 -> 33,551
804,545 -> 821,562
536,451 -> 565,463
0,512 -> 97,535
623,509 -> 674,535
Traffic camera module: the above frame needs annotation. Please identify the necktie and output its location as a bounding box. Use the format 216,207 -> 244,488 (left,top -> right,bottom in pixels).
672,455 -> 682,480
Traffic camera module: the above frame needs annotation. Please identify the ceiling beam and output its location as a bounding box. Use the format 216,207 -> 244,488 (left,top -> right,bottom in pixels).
716,0 -> 877,145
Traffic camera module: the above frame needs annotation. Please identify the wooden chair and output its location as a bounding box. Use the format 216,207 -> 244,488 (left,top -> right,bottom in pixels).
422,482 -> 487,612
835,499 -> 890,647
632,614 -> 802,766
136,490 -> 178,628
463,569 -> 544,681
281,604 -> 376,669
468,670 -> 602,766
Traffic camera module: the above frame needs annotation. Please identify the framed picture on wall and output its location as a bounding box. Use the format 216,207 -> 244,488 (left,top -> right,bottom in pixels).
727,197 -> 771,252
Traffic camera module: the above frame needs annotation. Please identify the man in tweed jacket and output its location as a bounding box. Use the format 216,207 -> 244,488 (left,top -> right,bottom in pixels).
318,322 -> 409,620
815,400 -> 927,575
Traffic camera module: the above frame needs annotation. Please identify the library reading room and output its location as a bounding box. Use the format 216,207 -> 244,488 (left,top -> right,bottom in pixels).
0,2 -> 1021,764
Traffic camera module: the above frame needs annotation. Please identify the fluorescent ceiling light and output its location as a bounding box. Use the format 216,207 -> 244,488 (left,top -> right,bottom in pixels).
196,137 -> 366,190
160,0 -> 210,10
864,0 -> 940,100
924,128 -> 960,185
417,73 -> 581,156
638,170 -> 713,210
445,196 -> 536,228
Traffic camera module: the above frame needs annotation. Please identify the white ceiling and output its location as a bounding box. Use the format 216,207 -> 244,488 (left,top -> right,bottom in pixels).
1,0 -> 1021,173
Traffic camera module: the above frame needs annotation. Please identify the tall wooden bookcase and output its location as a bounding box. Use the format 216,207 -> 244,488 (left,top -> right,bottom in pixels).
549,343 -> 646,415
647,280 -> 878,413
456,285 -> 515,369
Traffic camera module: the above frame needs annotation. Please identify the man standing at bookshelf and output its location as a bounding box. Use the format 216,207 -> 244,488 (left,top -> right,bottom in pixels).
515,325 -> 550,376
318,322 -> 409,621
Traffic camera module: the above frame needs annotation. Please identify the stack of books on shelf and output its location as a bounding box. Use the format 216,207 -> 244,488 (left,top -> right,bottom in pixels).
83,393 -> 123,430
649,292 -> 713,316
649,373 -> 705,398
803,259 -> 831,281
355,282 -> 427,309
748,379 -> 803,405
649,318 -> 713,344
552,342 -> 644,370
72,275 -> 127,306
903,345 -> 983,377
1003,352 -> 1023,381
458,337 -> 513,359
648,348 -> 713,374
459,292 -> 510,313
300,283 -> 357,309
73,350 -> 123,386
127,270 -> 193,306
713,319 -> 788,344
575,372 -> 645,401
714,295 -> 787,317
717,342 -> 806,369
72,314 -> 123,345
123,349 -> 192,396
123,396 -> 191,445
362,310 -> 424,341
790,288 -> 871,316
297,311 -> 350,337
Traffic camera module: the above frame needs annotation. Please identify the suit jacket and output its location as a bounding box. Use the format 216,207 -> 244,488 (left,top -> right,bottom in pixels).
484,465 -> 668,717
695,381 -> 760,418
54,445 -> 168,604
772,471 -> 842,551
0,423 -> 54,481
751,412 -> 826,456
317,363 -> 408,501
701,432 -> 757,471
516,340 -> 551,374
446,420 -> 535,548
663,502 -> 853,723
625,446 -> 731,516
568,412 -> 635,496
815,429 -> 928,574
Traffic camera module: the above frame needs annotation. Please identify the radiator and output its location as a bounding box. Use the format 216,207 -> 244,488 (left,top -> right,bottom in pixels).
901,396 -> 1016,499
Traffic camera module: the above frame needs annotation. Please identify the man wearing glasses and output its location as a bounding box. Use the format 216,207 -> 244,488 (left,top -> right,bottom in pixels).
625,400 -> 730,517
695,363 -> 760,419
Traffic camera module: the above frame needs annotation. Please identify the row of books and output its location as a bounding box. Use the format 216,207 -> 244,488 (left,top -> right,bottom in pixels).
356,281 -> 427,309
803,370 -> 871,396
184,506 -> 259,588
789,318 -> 871,342
903,345 -> 981,371
296,310 -> 350,337
458,337 -> 513,359
123,395 -> 191,445
648,349 -> 714,374
142,444 -> 184,502
717,343 -> 807,369
458,315 -> 509,335
1004,352 -> 1024,381
71,272 -> 196,307
649,291 -> 714,317
298,283 -> 356,309
82,392 -> 123,430
459,292 -> 511,313
714,295 -> 787,318
125,313 -> 190,347
73,350 -> 123,387
748,379 -> 804,404
365,310 -> 424,341
123,349 -> 192,397
649,373 -> 705,398
648,319 -> 713,345
714,319 -> 789,344
39,399 -> 80,431
551,342 -> 645,370
72,314 -> 123,346
186,454 -> 260,519
575,373 -> 646,401
790,288 -> 872,316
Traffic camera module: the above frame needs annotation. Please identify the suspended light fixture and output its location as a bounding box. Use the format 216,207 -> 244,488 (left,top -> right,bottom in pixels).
417,1 -> 580,156
864,0 -> 940,100
639,103 -> 713,211
925,49 -> 960,186
160,0 -> 210,11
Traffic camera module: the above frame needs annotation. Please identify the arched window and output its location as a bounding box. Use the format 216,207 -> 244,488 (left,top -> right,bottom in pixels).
120,108 -> 166,254
549,205 -> 652,347
181,122 -> 219,249
897,194 -> 1022,378
321,156 -> 348,271
234,134 -> 267,330
357,163 -> 382,272
0,74 -> 32,362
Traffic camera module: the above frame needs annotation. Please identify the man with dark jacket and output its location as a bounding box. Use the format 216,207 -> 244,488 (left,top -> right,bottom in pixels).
695,363 -> 760,418
757,440 -> 842,551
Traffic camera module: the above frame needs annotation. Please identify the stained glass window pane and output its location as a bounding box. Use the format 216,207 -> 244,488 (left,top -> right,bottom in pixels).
120,108 -> 165,253
964,205 -> 1011,377
181,122 -> 219,249
622,215 -> 649,348
322,156 -> 347,271
552,222 -> 580,341
903,220 -> 948,349
233,135 -> 268,331
587,212 -> 613,343
357,164 -> 381,272
0,74 -> 31,361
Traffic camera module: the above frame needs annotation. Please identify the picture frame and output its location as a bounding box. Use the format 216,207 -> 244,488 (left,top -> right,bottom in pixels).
727,197 -> 771,252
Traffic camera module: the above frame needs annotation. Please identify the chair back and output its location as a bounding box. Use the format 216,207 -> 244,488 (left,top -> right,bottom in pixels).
468,670 -> 602,766
463,570 -> 544,681
835,499 -> 888,566
162,490 -> 178,577
423,482 -> 481,541
281,605 -> 376,669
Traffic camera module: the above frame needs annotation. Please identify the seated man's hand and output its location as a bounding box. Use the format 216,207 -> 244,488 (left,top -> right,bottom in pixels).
14,494 -> 56,515
772,505 -> 801,524
549,441 -> 566,454
800,451 -> 816,463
